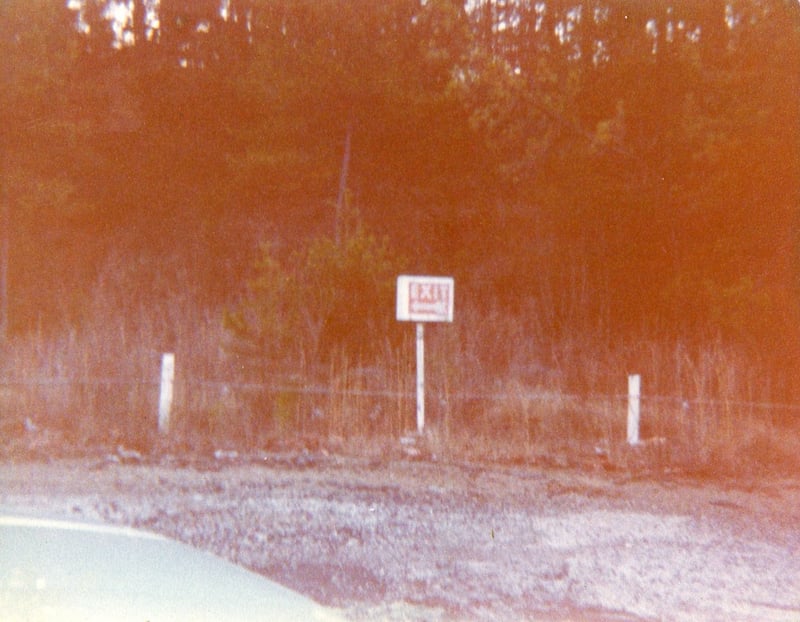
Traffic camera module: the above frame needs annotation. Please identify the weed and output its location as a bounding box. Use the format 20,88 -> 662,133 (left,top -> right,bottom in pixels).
2,286 -> 798,477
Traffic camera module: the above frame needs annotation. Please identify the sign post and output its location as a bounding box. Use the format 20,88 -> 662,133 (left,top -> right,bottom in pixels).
416,322 -> 425,433
396,275 -> 454,434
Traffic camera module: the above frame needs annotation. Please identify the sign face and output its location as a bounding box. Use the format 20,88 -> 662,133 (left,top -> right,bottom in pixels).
396,275 -> 454,323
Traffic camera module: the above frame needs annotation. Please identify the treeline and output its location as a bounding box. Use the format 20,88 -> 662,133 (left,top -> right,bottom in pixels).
2,1 -> 799,397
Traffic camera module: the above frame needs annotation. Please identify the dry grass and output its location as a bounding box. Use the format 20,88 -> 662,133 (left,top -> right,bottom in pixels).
2,295 -> 798,478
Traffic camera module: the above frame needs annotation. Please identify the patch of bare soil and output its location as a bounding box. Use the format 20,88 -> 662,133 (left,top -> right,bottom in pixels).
1,450 -> 799,621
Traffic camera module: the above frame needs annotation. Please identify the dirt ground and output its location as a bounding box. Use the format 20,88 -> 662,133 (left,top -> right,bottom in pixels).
1,448 -> 799,621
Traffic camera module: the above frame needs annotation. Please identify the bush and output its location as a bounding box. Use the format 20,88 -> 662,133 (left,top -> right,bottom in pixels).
225,225 -> 404,374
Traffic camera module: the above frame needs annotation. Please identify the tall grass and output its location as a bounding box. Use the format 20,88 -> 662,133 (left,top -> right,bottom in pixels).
1,284 -> 798,477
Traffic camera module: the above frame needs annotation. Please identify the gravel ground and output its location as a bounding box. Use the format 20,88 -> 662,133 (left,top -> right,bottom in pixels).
1,450 -> 799,621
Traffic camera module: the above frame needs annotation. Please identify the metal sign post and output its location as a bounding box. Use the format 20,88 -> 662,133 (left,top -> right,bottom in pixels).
416,322 -> 425,433
396,275 -> 454,434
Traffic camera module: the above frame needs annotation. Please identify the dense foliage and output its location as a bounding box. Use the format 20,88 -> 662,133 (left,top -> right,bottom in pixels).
2,1 -> 799,396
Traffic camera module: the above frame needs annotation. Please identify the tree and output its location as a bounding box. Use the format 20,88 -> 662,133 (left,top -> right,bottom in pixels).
225,224 -> 404,371
0,0 -> 78,335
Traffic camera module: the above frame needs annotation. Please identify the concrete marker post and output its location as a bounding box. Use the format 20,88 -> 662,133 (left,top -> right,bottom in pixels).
627,373 -> 640,445
158,352 -> 175,434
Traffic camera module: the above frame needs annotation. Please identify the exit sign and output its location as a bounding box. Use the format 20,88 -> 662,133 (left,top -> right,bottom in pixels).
396,275 -> 454,323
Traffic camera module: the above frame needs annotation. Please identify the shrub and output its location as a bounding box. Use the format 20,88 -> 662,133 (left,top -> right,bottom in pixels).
224,224 -> 405,374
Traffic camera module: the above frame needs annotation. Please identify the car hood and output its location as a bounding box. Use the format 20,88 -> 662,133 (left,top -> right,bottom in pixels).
0,515 -> 346,622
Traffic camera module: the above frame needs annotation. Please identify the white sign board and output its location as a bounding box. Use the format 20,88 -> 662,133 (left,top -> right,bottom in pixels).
396,275 -> 454,323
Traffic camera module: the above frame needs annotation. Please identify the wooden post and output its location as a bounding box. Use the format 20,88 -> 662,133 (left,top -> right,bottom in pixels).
627,373 -> 640,445
416,322 -> 425,434
158,353 -> 175,434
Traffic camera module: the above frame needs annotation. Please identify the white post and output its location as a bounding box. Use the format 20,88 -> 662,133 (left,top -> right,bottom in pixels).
627,373 -> 640,445
416,322 -> 425,434
158,352 -> 175,434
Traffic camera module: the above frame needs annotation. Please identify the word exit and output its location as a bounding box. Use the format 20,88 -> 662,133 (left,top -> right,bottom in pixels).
396,275 -> 454,323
